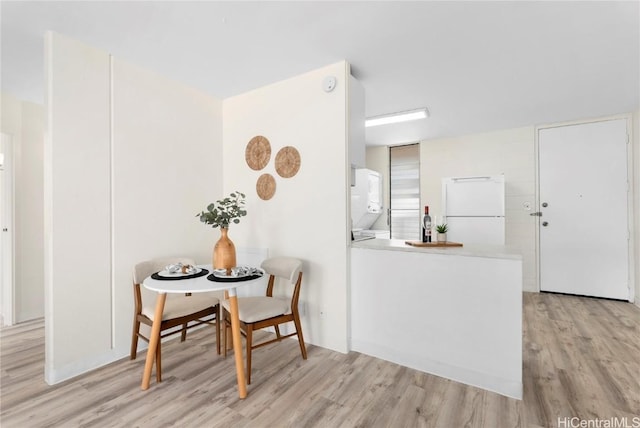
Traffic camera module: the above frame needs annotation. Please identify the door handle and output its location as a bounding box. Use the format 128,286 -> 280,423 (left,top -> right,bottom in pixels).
542,221 -> 549,227
452,176 -> 492,182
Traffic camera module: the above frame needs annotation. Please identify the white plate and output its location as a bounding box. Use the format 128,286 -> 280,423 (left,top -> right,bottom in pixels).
212,268 -> 263,278
157,267 -> 202,278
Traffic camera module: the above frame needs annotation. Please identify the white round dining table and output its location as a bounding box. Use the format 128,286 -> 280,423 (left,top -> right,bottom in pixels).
141,264 -> 263,399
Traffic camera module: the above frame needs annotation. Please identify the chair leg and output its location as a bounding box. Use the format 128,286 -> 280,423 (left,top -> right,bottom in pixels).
274,325 -> 281,339
215,305 -> 221,355
225,310 -> 233,352
223,314 -> 228,358
130,319 -> 140,360
156,341 -> 162,383
293,314 -> 307,360
181,323 -> 188,342
246,324 -> 253,385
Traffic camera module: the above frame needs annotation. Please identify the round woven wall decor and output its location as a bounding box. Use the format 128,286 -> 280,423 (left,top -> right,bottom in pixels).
245,136 -> 271,171
275,146 -> 301,178
256,173 -> 276,200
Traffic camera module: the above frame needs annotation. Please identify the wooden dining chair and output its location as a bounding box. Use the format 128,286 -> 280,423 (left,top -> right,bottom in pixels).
222,256 -> 307,384
130,257 -> 221,382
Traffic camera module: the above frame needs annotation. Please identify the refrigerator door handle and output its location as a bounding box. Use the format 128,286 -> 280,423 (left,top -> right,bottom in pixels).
451,176 -> 492,182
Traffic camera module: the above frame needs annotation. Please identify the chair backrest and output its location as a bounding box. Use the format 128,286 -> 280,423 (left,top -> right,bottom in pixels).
132,256 -> 197,316
133,256 -> 196,285
260,257 -> 302,284
260,257 -> 303,309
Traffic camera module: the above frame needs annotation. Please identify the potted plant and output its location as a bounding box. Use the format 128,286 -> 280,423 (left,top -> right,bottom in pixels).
436,223 -> 448,242
196,191 -> 247,274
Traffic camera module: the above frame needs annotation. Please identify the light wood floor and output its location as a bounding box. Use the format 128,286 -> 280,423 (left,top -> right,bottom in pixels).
1,292 -> 638,427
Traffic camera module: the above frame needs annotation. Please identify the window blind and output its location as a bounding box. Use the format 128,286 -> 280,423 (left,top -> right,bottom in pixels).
389,144 -> 420,240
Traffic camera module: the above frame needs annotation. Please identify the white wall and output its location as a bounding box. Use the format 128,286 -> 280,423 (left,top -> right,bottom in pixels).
45,32 -> 112,383
223,61 -> 350,353
352,246 -> 523,399
348,75 -> 365,169
419,127 -> 537,291
1,93 -> 45,323
45,33 -> 222,383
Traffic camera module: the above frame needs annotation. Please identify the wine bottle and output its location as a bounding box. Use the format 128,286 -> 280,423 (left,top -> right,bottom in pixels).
422,206 -> 432,242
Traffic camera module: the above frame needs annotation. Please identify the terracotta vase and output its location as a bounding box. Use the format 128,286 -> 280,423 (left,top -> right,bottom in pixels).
213,227 -> 236,274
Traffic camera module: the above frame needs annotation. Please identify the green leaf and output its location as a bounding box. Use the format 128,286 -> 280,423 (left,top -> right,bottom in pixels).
436,223 -> 448,233
197,191 -> 247,228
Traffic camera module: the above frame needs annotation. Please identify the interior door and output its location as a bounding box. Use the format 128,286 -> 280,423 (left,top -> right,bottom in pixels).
1,133 -> 14,325
538,119 -> 629,300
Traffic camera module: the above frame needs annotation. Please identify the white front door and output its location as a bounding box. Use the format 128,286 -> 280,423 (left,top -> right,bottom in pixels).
1,133 -> 14,325
538,119 -> 630,300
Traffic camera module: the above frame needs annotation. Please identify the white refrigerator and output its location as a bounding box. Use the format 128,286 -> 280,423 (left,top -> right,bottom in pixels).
442,175 -> 505,245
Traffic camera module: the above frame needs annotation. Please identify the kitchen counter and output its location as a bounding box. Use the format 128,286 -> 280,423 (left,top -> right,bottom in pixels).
351,238 -> 522,260
350,239 -> 523,399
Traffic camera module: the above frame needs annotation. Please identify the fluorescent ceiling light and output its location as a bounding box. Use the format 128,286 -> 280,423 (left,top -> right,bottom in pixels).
365,108 -> 429,128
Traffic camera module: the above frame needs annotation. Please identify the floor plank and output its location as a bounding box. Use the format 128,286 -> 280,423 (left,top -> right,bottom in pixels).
1,292 -> 638,427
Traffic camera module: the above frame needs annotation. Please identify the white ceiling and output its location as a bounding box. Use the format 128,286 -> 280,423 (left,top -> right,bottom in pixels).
2,1 -> 638,146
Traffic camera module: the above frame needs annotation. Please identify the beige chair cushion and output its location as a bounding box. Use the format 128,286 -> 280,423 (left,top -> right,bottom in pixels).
142,293 -> 220,321
222,296 -> 290,323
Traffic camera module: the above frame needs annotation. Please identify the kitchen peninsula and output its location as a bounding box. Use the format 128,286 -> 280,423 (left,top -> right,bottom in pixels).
350,239 -> 523,399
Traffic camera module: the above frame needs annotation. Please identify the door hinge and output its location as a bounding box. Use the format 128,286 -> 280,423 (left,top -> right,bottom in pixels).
529,212 -> 543,217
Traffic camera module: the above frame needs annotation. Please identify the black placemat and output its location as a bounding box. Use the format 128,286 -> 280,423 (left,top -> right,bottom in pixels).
151,269 -> 209,281
206,272 -> 263,282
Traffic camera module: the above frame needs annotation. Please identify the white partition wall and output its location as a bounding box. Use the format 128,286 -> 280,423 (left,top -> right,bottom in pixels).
351,245 -> 523,399
45,32 -> 222,383
45,33 -> 112,383
223,62 -> 351,352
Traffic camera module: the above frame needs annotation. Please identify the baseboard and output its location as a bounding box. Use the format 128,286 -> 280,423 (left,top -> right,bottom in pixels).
350,339 -> 523,400
45,348 -> 124,385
